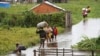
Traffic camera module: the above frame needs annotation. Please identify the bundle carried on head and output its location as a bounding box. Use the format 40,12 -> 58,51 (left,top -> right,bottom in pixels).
37,21 -> 48,28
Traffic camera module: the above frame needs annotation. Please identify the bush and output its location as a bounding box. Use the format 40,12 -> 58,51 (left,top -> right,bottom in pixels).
2,25 -> 10,30
76,36 -> 96,50
0,12 -> 7,22
22,11 -> 65,27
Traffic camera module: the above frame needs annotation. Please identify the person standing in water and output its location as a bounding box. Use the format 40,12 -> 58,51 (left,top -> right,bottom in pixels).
52,26 -> 58,40
36,27 -> 46,48
82,8 -> 88,18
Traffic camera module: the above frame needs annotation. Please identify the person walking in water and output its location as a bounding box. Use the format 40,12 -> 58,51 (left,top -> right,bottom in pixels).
82,8 -> 88,18
52,26 -> 58,40
44,26 -> 53,43
36,27 -> 46,48
82,6 -> 91,18
82,6 -> 91,22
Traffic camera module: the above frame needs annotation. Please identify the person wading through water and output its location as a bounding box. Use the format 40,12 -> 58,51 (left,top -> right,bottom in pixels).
52,26 -> 58,41
36,27 -> 46,48
82,6 -> 91,22
44,26 -> 53,43
13,43 -> 26,54
82,8 -> 88,19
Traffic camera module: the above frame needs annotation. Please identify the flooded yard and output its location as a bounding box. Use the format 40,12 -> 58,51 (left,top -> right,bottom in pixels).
6,18 -> 100,56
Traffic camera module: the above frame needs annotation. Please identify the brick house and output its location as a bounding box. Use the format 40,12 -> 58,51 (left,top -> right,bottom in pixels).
30,1 -> 66,14
37,0 -> 68,3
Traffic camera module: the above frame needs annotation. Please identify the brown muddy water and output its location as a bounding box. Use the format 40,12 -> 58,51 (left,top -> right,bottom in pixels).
5,18 -> 100,56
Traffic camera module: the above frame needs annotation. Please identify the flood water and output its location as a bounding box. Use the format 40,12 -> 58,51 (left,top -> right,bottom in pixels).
6,18 -> 100,56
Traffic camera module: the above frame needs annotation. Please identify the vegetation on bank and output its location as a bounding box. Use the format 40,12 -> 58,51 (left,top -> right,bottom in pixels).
0,11 -> 65,27
72,36 -> 100,56
0,27 -> 64,55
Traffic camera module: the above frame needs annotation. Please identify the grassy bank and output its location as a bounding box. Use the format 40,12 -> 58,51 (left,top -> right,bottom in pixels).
0,27 -> 64,55
0,27 -> 38,54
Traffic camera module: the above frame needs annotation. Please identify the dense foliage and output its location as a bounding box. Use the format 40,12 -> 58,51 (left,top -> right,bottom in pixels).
0,11 -> 65,27
73,36 -> 100,50
76,36 -> 96,50
23,11 -> 65,27
96,36 -> 100,49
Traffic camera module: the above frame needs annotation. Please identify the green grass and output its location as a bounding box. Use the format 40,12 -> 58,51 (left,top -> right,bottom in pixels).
0,27 -> 64,55
0,27 -> 39,54
56,0 -> 100,24
0,0 -> 100,24
0,4 -> 35,14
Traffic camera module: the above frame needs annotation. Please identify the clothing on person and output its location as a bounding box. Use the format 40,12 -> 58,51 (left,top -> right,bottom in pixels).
36,27 -> 46,38
82,8 -> 88,18
52,26 -> 58,40
53,27 -> 58,36
82,6 -> 91,18
86,6 -> 91,13
13,43 -> 26,54
36,27 -> 46,48
44,26 -> 53,42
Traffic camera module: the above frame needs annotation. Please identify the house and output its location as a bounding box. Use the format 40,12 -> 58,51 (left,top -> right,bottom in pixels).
37,0 -> 68,3
30,1 -> 66,14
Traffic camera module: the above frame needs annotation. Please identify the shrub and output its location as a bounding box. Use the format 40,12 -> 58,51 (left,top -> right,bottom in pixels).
0,12 -> 7,22
76,36 -> 96,50
22,11 -> 65,27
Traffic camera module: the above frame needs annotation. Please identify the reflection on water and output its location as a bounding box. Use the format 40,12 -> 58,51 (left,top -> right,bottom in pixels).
47,42 -> 58,47
6,18 -> 100,56
72,19 -> 100,45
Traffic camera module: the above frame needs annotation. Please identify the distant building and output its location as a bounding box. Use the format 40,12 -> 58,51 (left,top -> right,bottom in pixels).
30,1 -> 66,14
37,0 -> 68,3
0,0 -> 6,2
0,0 -> 36,3
0,0 -> 67,3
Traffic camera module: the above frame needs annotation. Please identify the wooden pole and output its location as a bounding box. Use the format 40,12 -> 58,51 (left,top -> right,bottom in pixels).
72,49 -> 73,56
63,48 -> 65,56
56,48 -> 58,56
65,11 -> 72,28
91,50 -> 94,56
34,50 -> 36,56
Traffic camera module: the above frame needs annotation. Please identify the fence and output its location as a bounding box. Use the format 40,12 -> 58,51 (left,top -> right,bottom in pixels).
34,48 -> 97,56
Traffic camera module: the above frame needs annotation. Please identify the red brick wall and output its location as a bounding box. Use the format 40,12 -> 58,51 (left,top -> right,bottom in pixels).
32,3 -> 60,14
